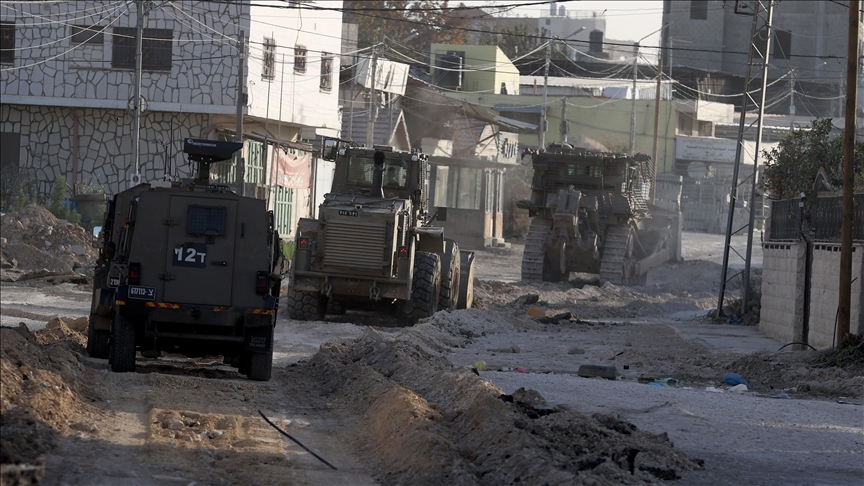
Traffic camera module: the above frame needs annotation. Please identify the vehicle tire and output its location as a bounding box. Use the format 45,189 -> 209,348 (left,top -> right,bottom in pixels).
438,240 -> 460,311
327,300 -> 347,315
286,287 -> 326,321
109,315 -> 136,373
86,313 -> 110,359
398,252 -> 441,326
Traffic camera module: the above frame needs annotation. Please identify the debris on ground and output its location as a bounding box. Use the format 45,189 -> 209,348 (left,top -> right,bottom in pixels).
0,204 -> 99,284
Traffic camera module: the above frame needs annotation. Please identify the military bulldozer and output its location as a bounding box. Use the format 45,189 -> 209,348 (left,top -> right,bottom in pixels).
286,139 -> 475,324
517,143 -> 681,285
86,139 -> 287,381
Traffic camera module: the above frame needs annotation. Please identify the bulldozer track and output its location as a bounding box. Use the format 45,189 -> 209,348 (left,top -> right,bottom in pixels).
521,219 -> 552,282
599,225 -> 633,285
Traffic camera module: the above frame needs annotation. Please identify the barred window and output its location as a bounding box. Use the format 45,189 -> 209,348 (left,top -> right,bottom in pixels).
71,24 -> 105,44
113,27 -> 173,71
262,36 -> 276,81
320,52 -> 333,91
0,22 -> 15,64
294,45 -> 306,74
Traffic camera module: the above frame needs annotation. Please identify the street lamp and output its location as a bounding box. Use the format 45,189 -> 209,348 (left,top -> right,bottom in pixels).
630,24 -> 669,156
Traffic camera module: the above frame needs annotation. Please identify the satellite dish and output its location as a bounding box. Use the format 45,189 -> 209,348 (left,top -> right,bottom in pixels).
687,162 -> 708,179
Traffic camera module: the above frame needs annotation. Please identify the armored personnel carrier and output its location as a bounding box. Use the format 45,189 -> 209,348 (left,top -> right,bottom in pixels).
86,139 -> 287,381
286,139 -> 475,325
517,143 -> 681,285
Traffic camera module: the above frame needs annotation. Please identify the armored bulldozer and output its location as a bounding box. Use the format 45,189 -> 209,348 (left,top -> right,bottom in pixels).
86,139 -> 287,381
517,143 -> 681,285
286,139 -> 475,325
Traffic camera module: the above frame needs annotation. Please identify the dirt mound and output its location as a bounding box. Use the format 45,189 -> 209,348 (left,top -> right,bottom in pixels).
0,325 -> 101,468
0,204 -> 98,284
291,311 -> 701,485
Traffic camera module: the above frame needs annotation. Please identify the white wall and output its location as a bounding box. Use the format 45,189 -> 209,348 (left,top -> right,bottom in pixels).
247,1 -> 342,133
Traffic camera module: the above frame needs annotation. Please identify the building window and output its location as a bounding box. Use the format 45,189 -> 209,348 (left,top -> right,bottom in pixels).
112,27 -> 173,71
319,52 -> 333,91
262,36 -> 276,81
0,22 -> 15,64
273,185 -> 293,236
773,29 -> 791,60
71,24 -> 105,44
690,1 -> 708,20
294,45 -> 306,74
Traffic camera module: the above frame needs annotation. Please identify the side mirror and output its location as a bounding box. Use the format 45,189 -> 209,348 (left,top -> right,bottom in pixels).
435,206 -> 447,222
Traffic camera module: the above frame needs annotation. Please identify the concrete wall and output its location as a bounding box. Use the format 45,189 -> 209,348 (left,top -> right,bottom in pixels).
430,44 -> 520,95
759,243 -> 807,345
760,242 -> 864,349
807,244 -> 864,349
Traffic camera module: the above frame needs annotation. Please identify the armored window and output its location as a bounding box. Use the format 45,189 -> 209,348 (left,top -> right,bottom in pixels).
71,24 -> 105,44
113,27 -> 172,71
0,22 -> 15,64
347,156 -> 408,188
294,45 -> 307,73
320,52 -> 333,91
186,205 -> 227,236
262,36 -> 276,81
690,1 -> 708,20
773,29 -> 791,60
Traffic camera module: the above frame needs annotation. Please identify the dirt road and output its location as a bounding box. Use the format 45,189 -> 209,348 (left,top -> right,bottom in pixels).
1,232 -> 862,486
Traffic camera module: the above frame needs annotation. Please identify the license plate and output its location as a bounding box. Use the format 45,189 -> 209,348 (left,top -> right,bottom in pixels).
128,285 -> 156,301
109,276 -> 120,287
338,210 -> 358,217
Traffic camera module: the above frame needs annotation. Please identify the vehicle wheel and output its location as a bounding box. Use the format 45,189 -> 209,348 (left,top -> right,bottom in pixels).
438,240 -> 460,311
109,315 -> 136,373
327,299 -> 347,315
285,287 -> 326,321
86,313 -> 110,359
398,252 -> 441,326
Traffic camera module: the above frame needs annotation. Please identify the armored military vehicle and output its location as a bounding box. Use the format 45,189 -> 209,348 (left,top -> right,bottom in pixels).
86,139 -> 286,381
517,143 -> 681,285
286,139 -> 474,325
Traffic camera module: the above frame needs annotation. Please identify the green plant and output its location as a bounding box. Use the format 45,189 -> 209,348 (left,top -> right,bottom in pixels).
762,118 -> 864,200
48,175 -> 82,224
10,190 -> 34,212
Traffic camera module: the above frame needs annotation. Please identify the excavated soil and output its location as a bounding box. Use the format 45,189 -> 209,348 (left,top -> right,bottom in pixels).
0,231 -> 861,485
0,205 -> 99,285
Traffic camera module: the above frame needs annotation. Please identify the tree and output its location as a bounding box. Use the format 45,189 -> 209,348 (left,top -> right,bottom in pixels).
762,118 -> 864,200
343,1 -> 469,50
476,23 -> 544,60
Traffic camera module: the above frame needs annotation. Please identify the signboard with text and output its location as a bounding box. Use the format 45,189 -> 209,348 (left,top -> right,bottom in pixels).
270,146 -> 311,189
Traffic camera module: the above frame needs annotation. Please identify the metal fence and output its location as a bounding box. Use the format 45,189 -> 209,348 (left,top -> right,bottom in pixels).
769,194 -> 864,242
768,198 -> 802,241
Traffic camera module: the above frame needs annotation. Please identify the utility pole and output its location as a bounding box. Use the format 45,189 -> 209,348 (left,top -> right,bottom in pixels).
651,58 -> 663,204
131,1 -> 146,187
236,30 -> 246,196
837,0 -> 859,347
540,39 -> 551,149
366,45 -> 378,147
629,49 -> 638,156
559,96 -> 567,143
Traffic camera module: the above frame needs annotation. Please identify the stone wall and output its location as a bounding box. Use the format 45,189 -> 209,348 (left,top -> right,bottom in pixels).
759,242 -> 807,345
807,244 -> 864,349
1,104 -> 209,197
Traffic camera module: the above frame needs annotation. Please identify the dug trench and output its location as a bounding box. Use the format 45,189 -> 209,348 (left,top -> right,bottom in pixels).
2,310 -> 701,486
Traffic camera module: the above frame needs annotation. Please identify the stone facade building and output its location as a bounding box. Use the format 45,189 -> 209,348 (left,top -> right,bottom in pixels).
0,0 -> 342,237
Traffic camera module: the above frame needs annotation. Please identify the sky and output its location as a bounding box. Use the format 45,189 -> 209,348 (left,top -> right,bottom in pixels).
460,0 -> 665,50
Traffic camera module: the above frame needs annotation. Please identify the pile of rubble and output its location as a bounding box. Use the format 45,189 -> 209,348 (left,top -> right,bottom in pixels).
0,204 -> 99,284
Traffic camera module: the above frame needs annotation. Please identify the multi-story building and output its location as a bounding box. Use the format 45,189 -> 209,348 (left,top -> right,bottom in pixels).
0,0 -> 341,236
661,0 -> 855,117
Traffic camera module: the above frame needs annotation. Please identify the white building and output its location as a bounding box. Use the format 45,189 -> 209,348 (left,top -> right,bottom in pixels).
0,0 -> 342,236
